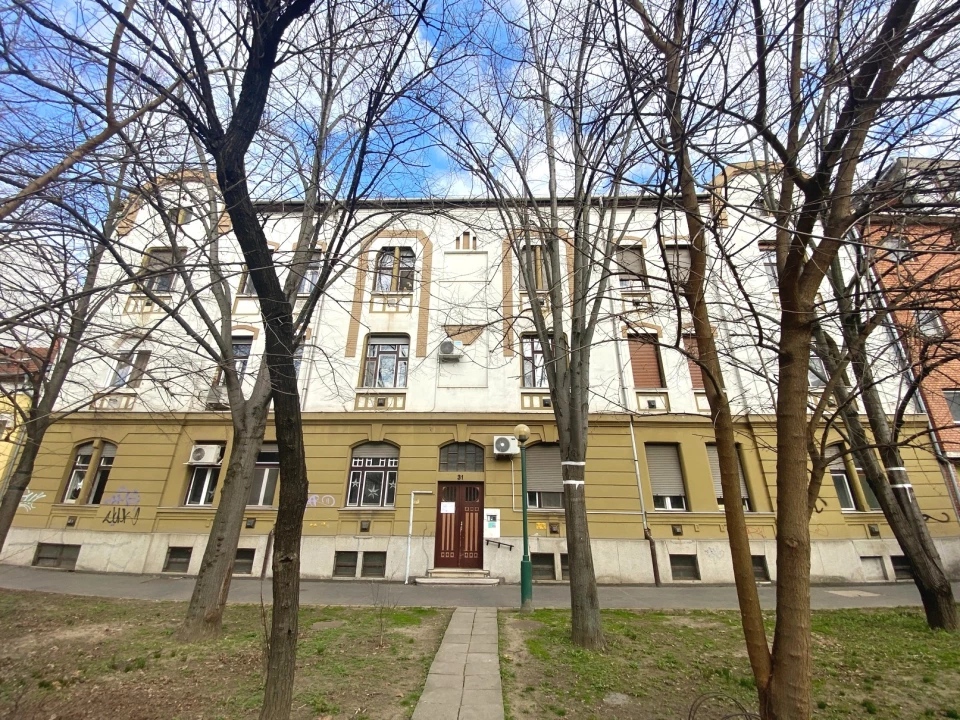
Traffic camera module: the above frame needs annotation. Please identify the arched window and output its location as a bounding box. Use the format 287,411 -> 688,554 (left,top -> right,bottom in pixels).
63,441 -> 117,505
374,247 -> 415,292
347,443 -> 399,507
439,443 -> 484,472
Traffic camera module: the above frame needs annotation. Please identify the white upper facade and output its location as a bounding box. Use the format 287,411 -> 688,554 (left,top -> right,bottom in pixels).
57,171 -> 916,420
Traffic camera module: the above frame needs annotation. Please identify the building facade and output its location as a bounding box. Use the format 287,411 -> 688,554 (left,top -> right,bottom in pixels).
3,170 -> 959,583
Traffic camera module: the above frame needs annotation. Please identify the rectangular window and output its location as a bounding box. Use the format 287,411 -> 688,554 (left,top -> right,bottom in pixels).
298,261 -> 320,295
362,337 -> 409,388
752,555 -> 770,582
142,249 -> 176,293
629,335 -> 665,389
231,337 -> 253,380
360,551 -> 387,578
347,457 -> 398,508
531,553 -> 556,580
665,245 -> 691,285
33,543 -> 80,570
110,350 -> 151,388
669,554 -> 700,581
945,390 -> 960,422
761,250 -> 779,289
185,465 -> 220,506
238,268 -> 255,295
882,233 -> 911,261
234,548 -> 256,575
63,446 -> 94,503
891,555 -> 913,580
521,336 -> 549,388
646,444 -> 687,511
518,245 -> 547,292
856,469 -> 882,510
682,335 -> 704,390
916,309 -> 946,339
705,444 -> 751,511
248,445 -> 279,506
163,547 -> 192,573
334,551 -> 359,577
808,353 -> 827,389
87,450 -> 115,506
374,247 -> 415,292
617,246 -> 648,290
527,491 -> 563,509
829,446 -> 859,511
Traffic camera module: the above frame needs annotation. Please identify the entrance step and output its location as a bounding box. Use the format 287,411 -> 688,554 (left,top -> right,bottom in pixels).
416,568 -> 501,585
427,568 -> 491,578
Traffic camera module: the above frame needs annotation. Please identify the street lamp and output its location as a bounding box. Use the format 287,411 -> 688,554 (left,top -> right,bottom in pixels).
515,423 -> 533,612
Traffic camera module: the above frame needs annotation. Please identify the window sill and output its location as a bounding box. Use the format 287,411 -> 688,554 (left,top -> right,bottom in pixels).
339,506 -> 396,512
356,387 -> 407,393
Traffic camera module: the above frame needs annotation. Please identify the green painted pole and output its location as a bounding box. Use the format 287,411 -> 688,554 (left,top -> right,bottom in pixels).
519,438 -> 533,612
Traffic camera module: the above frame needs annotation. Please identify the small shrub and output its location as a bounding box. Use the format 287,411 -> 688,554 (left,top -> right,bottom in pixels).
862,700 -> 878,715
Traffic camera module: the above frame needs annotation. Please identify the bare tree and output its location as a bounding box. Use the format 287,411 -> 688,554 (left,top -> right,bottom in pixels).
615,0 -> 960,714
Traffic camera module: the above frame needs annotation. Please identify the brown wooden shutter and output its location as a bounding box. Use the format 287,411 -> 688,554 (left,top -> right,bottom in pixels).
629,334 -> 664,388
525,443 -> 563,492
705,444 -> 750,505
645,444 -> 686,497
682,335 -> 704,390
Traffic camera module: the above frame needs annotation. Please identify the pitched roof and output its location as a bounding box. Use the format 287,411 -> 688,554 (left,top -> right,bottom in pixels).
0,345 -> 55,381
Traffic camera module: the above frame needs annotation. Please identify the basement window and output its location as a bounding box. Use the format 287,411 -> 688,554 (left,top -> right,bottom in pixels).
360,551 -> 387,578
334,551 -> 358,578
531,552 -> 556,580
751,555 -> 770,582
669,554 -> 700,581
560,553 -> 570,580
234,548 -> 256,575
33,543 -> 80,571
890,555 -> 914,581
163,546 -> 192,573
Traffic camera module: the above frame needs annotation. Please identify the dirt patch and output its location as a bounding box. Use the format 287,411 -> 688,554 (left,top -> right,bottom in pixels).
310,620 -> 345,631
0,590 -> 450,720
663,615 -> 724,629
508,619 -> 544,632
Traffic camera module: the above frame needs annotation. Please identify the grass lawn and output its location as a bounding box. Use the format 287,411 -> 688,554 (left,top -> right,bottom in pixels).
0,588 -> 450,720
500,608 -> 960,720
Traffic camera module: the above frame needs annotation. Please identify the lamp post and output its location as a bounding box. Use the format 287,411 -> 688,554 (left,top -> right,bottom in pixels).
515,423 -> 533,612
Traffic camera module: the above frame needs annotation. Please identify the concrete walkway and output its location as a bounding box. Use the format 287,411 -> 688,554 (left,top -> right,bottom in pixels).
3,565 -> 958,610
413,607 -> 503,720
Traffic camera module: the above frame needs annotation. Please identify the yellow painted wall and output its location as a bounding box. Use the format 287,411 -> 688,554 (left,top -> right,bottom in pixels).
11,411 -> 959,546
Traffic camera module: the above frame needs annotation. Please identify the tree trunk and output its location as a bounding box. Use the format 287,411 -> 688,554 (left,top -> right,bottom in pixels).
764,311 -> 814,720
0,435 -> 43,552
820,320 -> 959,630
561,458 -> 604,649
177,417 -> 268,641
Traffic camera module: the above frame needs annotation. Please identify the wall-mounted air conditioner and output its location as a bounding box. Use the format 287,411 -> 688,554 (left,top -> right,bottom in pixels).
493,435 -> 520,458
438,339 -> 464,362
188,444 -> 223,465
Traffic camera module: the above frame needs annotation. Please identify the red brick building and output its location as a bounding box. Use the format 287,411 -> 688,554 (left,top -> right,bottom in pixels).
866,158 -> 960,507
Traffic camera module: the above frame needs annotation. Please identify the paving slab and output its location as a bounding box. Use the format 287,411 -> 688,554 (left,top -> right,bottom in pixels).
413,607 -> 505,720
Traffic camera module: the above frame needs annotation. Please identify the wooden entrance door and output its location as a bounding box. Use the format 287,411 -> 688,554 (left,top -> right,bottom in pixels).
434,482 -> 483,569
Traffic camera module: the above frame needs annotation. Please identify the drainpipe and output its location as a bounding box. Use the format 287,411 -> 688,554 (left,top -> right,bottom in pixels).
608,291 -> 660,585
405,490 -> 433,584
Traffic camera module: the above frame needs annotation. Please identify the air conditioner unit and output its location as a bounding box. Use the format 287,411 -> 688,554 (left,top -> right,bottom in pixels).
493,435 -> 520,458
188,444 -> 223,465
438,339 -> 464,361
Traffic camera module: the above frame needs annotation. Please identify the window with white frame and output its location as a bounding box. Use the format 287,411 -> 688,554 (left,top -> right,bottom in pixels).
616,246 -> 648,290
298,260 -> 321,294
248,444 -> 279,506
62,441 -> 116,504
361,336 -> 408,388
646,443 -> 687,511
524,443 -> 563,509
944,390 -> 960,422
346,443 -> 399,508
915,309 -> 946,339
185,465 -> 220,505
760,249 -> 779,289
521,335 -> 549,388
808,352 -> 827,388
109,349 -> 151,388
374,247 -> 415,292
518,244 -> 547,292
828,445 -> 859,510
665,245 -> 691,285
217,336 -> 253,385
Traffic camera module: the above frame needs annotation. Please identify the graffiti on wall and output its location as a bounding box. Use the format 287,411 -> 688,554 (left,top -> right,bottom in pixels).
103,506 -> 140,525
102,487 -> 140,506
18,489 -> 45,511
306,494 -> 336,507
